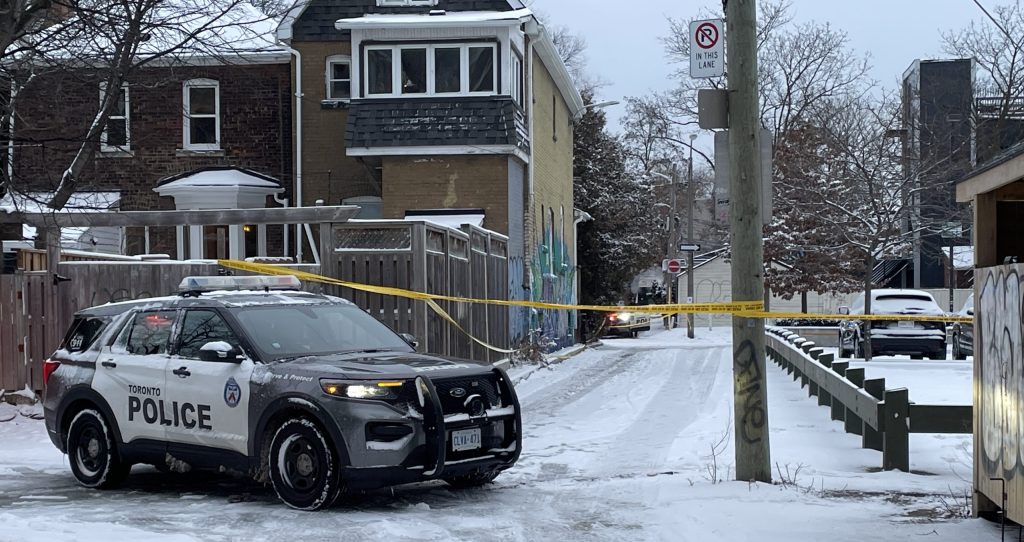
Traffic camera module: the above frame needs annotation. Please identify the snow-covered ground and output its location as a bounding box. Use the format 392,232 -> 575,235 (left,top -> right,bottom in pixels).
0,328 -> 999,541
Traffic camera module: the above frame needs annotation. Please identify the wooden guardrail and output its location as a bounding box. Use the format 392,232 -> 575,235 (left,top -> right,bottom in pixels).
765,327 -> 972,472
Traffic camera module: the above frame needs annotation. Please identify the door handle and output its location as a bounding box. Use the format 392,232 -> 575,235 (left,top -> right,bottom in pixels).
172,367 -> 191,378
101,361 -> 117,369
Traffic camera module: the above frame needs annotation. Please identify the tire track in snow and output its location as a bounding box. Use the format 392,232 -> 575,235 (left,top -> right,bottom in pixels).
588,346 -> 721,476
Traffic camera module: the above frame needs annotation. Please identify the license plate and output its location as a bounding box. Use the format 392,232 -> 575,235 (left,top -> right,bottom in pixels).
451,428 -> 482,452
897,321 -> 915,329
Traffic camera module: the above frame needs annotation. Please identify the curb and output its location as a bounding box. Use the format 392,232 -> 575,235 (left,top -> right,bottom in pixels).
510,341 -> 598,386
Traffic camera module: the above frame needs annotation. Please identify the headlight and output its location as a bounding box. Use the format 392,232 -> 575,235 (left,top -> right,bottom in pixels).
320,379 -> 406,400
617,312 -> 633,322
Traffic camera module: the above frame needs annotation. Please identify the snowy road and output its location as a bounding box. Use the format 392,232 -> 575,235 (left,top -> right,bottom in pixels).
0,328 -> 1001,541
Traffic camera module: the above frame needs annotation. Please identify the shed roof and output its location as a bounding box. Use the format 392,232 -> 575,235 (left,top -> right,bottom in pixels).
956,141 -> 1024,202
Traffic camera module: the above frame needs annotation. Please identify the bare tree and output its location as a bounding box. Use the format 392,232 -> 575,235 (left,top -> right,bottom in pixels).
794,92 -> 951,358
943,0 -> 1024,160
0,0 -> 275,210
624,0 -> 873,301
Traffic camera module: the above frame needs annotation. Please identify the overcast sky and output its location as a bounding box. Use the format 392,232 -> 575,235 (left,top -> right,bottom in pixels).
535,0 -> 987,137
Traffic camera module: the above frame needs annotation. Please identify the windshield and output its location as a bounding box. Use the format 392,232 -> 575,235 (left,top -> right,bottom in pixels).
870,294 -> 943,315
232,304 -> 413,360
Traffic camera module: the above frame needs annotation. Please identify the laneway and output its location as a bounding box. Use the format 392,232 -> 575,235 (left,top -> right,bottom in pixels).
0,328 -> 997,541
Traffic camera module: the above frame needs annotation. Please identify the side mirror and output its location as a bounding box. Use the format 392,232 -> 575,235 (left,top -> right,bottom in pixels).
198,341 -> 242,362
838,306 -> 850,315
400,333 -> 419,349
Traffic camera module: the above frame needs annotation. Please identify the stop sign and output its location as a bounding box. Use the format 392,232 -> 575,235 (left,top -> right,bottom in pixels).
667,259 -> 682,273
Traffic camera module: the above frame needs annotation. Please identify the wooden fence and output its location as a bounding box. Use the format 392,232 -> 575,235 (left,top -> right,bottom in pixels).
0,272 -> 69,394
1,220 -> 512,393
0,262 -> 319,393
765,327 -> 973,472
329,221 -> 509,363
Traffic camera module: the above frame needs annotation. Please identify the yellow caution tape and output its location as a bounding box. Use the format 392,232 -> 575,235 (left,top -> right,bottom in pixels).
217,260 -> 974,330
738,311 -> 974,324
218,260 -> 766,315
423,299 -> 517,354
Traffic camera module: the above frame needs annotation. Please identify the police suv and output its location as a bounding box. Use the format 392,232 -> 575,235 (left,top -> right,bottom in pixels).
43,275 -> 521,510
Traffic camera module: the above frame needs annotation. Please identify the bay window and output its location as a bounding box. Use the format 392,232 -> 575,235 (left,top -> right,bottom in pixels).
364,43 -> 498,97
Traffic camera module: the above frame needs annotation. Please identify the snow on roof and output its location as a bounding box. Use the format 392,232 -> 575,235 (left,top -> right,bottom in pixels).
335,9 -> 533,30
155,167 -> 283,191
941,246 -> 975,271
403,213 -> 485,230
1,191 -> 120,241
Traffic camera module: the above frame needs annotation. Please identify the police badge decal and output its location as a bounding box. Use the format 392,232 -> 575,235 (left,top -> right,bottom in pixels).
224,377 -> 242,408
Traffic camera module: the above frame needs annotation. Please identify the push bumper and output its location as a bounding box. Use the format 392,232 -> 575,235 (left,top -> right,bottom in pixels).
341,367 -> 521,489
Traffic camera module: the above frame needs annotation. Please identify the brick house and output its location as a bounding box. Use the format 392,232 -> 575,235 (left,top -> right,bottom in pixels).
277,0 -> 584,345
5,0 -> 583,345
5,8 -> 293,259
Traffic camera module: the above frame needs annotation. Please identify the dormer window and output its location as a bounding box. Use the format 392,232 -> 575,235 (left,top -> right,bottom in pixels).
364,43 -> 497,98
376,0 -> 437,6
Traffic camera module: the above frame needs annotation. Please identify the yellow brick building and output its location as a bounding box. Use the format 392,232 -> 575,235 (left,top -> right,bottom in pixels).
278,0 -> 584,345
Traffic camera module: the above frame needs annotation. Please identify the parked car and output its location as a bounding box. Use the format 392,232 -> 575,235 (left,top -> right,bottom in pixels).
838,289 -> 947,359
604,311 -> 651,338
951,293 -> 974,360
43,275 -> 521,510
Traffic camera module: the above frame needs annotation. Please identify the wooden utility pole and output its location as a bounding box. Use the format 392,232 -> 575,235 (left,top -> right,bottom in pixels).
726,0 -> 771,482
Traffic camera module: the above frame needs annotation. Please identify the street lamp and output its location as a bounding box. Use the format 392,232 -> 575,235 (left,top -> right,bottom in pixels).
649,169 -> 679,329
686,133 -> 697,339
586,100 -> 621,110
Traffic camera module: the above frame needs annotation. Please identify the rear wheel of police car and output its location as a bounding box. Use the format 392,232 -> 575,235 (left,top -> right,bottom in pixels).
66,408 -> 130,488
269,418 -> 341,510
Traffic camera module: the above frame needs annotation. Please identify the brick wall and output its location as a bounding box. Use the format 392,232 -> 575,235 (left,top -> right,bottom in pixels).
11,62 -> 292,255
295,41 -> 380,207
529,51 -> 575,269
382,155 -> 510,233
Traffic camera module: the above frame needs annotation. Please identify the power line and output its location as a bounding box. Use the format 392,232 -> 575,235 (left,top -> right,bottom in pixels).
971,0 -> 1020,46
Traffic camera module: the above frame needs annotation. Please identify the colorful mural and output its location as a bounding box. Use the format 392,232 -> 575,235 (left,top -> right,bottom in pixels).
527,214 -> 576,350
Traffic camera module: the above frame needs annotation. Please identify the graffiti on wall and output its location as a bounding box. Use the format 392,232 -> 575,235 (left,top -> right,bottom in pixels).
528,217 -> 576,350
978,264 -> 1024,479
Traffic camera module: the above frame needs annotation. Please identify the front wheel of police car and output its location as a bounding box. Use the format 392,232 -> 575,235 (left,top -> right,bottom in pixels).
269,418 -> 341,511
66,409 -> 129,488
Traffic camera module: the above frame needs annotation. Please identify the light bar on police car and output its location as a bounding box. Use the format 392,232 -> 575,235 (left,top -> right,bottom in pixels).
178,275 -> 302,292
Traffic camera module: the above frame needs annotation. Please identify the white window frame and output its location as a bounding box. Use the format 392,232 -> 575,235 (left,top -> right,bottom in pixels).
182,78 -> 221,151
363,43 -> 498,98
99,82 -> 130,152
325,54 -> 353,101
511,50 -> 524,105
376,0 -> 437,6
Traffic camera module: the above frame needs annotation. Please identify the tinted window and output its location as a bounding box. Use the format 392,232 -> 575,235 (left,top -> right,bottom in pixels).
61,317 -> 109,353
123,311 -> 176,356
875,294 -> 933,303
232,304 -> 412,360
177,310 -> 241,359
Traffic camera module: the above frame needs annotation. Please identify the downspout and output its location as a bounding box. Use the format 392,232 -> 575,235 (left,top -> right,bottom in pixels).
573,209 -> 592,338
524,20 -> 538,304
281,41 -> 304,263
7,79 -> 15,186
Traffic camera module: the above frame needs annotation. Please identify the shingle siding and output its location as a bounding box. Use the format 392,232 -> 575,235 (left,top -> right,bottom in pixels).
345,97 -> 525,148
293,0 -> 523,42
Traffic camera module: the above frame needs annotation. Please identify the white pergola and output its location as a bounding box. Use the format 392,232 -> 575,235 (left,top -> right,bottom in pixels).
154,167 -> 285,260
